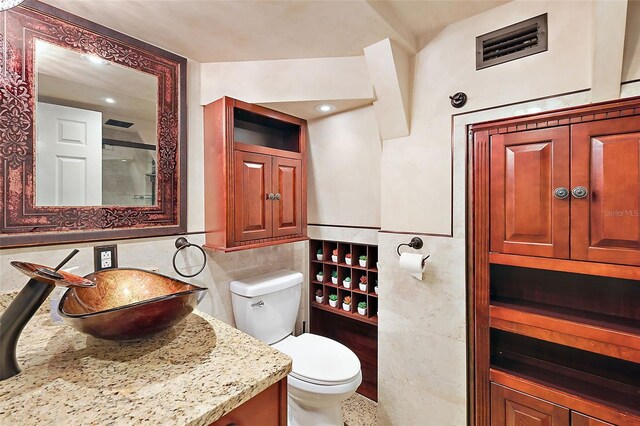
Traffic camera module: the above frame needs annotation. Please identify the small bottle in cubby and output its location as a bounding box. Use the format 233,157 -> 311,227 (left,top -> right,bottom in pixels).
322,264 -> 334,285
310,240 -> 323,261
339,242 -> 352,266
327,291 -> 339,308
352,269 -> 367,292
339,289 -> 352,313
328,242 -> 339,263
368,271 -> 378,294
312,263 -> 324,283
313,284 -> 324,304
352,244 -> 367,268
339,266 -> 352,289
354,293 -> 368,316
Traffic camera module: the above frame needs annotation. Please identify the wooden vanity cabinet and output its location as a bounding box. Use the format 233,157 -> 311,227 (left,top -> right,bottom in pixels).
470,97 -> 640,426
209,379 -> 287,426
204,97 -> 307,251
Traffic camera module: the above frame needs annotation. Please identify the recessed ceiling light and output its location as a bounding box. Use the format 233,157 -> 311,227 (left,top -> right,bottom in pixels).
82,54 -> 108,65
103,97 -> 116,104
315,104 -> 336,113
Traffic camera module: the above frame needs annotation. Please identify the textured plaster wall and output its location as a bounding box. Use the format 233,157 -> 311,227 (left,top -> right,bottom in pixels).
307,106 -> 382,228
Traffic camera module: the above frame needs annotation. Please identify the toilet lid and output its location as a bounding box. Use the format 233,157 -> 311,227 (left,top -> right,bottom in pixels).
273,334 -> 361,385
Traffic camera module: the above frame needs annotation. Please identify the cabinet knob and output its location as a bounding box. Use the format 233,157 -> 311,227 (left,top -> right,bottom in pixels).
572,186 -> 588,199
553,187 -> 569,200
274,193 -> 281,200
267,193 -> 275,200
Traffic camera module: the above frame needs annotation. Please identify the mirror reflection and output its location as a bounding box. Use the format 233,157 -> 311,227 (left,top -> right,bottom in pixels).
34,39 -> 158,207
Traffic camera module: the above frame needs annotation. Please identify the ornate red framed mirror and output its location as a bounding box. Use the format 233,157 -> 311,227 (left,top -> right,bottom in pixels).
0,0 -> 187,247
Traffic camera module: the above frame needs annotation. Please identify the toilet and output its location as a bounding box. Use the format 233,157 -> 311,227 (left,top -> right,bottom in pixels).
230,269 -> 362,426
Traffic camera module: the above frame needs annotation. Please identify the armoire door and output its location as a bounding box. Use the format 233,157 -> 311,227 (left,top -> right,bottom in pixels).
491,383 -> 570,426
571,412 -> 615,426
490,127 -> 570,258
571,116 -> 640,266
272,157 -> 302,238
234,151 -> 273,242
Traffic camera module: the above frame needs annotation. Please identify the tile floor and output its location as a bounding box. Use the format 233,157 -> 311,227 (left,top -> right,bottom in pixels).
342,393 -> 377,425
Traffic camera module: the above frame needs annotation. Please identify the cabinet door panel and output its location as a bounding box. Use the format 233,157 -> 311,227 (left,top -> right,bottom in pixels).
571,117 -> 640,266
490,128 -> 570,258
209,379 -> 286,426
491,383 -> 569,426
571,412 -> 615,426
272,157 -> 302,237
234,151 -> 272,242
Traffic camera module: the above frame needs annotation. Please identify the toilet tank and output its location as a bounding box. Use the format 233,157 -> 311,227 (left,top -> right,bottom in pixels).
230,269 -> 302,344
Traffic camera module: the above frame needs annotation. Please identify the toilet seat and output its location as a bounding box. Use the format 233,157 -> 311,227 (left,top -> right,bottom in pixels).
273,334 -> 361,386
288,370 -> 363,395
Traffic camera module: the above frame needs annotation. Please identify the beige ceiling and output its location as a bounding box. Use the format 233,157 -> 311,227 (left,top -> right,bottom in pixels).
370,0 -> 510,49
42,0 -> 508,62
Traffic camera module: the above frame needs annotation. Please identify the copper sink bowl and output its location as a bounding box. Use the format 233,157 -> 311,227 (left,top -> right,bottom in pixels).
59,268 -> 207,341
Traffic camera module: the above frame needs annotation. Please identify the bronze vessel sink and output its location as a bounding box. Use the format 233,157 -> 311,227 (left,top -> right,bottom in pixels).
59,268 -> 207,341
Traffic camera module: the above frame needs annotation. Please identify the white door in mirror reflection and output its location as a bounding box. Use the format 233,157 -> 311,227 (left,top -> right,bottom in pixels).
36,102 -> 102,206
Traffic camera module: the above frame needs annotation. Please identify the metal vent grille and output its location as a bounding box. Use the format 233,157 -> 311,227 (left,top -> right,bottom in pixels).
105,118 -> 134,128
476,14 -> 547,70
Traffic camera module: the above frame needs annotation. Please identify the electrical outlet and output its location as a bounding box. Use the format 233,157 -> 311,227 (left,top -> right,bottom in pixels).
94,245 -> 118,271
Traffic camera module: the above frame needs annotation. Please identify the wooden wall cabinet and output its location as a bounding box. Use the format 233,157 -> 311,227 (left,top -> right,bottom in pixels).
470,97 -> 640,426
204,97 -> 307,251
490,116 -> 640,266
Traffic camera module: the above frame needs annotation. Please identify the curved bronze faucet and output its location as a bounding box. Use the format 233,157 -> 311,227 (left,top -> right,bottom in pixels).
0,249 -> 94,381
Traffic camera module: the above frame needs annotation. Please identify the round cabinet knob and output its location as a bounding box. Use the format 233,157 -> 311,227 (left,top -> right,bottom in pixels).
553,187 -> 569,200
267,193 -> 275,200
274,193 -> 281,200
572,186 -> 588,199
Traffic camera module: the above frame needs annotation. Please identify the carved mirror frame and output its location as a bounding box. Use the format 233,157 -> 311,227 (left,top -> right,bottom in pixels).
0,0 -> 187,247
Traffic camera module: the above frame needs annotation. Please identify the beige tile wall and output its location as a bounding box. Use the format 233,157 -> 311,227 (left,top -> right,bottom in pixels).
0,235 -> 308,331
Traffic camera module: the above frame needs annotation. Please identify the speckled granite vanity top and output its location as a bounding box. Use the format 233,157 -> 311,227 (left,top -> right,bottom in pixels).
0,298 -> 291,426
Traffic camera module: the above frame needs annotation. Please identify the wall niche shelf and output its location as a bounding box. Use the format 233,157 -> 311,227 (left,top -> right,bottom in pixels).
309,239 -> 378,325
309,239 -> 379,401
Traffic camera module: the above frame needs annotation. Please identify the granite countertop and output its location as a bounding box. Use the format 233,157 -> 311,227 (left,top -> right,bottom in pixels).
0,305 -> 292,425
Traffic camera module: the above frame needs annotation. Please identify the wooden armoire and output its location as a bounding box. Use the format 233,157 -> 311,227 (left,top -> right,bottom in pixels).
469,97 -> 640,426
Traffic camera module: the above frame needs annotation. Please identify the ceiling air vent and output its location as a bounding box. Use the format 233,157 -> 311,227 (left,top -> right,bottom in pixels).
105,118 -> 134,128
476,14 -> 547,70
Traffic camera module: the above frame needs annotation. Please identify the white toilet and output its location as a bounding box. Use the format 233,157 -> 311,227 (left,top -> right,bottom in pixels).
230,269 -> 362,426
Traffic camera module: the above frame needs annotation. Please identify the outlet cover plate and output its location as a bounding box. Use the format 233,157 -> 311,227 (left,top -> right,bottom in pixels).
94,245 -> 118,271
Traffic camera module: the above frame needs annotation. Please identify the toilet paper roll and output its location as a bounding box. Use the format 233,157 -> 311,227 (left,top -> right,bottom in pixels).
399,252 -> 425,280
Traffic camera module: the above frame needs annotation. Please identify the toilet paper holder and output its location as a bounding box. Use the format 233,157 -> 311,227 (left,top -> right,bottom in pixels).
396,237 -> 430,266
